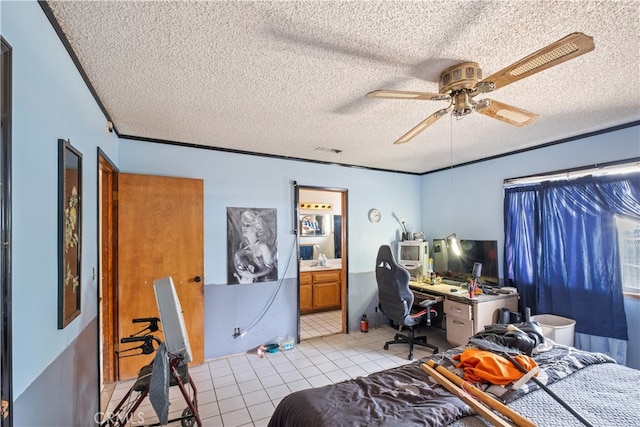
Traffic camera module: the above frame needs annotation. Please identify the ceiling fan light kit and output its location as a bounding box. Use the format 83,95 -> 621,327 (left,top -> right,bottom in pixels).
366,32 -> 595,144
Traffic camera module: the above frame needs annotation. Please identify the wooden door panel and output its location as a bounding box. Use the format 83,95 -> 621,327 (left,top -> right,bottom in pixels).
300,284 -> 313,313
118,173 -> 204,380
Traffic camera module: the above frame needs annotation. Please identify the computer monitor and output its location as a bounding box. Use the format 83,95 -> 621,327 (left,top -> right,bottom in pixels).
397,240 -> 429,277
153,277 -> 193,363
432,239 -> 499,284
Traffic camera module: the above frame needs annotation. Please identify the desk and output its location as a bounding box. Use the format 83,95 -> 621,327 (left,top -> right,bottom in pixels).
410,281 -> 518,346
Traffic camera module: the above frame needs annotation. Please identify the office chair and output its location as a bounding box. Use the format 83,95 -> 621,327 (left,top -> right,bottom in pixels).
376,244 -> 439,360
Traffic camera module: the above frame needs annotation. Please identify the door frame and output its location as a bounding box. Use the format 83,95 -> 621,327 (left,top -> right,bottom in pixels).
294,183 -> 348,341
1,36 -> 13,426
97,149 -> 118,389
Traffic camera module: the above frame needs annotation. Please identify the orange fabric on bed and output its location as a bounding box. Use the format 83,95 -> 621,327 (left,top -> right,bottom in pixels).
452,348 -> 538,385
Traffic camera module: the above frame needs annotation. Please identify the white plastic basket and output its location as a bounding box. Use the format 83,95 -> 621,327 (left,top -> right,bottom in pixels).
530,314 -> 575,347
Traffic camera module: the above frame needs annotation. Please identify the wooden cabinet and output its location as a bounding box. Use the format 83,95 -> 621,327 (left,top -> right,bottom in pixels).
300,269 -> 341,314
300,278 -> 313,313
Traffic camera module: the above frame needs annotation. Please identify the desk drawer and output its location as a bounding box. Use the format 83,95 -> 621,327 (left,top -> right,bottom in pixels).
411,290 -> 444,303
446,316 -> 474,347
444,299 -> 472,320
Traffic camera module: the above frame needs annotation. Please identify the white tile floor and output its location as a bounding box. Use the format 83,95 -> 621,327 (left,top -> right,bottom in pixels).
300,309 -> 342,340
103,324 -> 451,427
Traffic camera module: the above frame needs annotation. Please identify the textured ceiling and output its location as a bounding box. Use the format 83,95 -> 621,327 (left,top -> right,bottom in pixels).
44,1 -> 640,174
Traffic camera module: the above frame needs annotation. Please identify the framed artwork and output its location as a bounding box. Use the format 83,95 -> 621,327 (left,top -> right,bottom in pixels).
58,139 -> 82,329
227,207 -> 278,284
300,214 -> 328,236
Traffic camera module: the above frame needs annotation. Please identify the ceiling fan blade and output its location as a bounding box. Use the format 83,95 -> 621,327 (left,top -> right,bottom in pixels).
394,109 -> 449,144
476,99 -> 539,127
478,32 -> 595,92
367,90 -> 450,101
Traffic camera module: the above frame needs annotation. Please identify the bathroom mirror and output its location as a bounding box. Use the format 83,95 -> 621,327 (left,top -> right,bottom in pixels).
300,214 -> 327,236
299,214 -> 341,259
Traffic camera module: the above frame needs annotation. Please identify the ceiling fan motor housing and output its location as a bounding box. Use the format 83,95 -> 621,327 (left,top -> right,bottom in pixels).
439,62 -> 483,94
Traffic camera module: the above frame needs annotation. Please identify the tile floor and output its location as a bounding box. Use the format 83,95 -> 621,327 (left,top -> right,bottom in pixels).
102,324 -> 452,426
299,309 -> 342,340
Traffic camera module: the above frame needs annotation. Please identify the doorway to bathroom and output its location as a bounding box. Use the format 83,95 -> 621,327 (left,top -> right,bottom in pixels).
295,185 -> 348,341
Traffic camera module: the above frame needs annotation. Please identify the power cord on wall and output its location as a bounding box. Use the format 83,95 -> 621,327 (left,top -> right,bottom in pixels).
233,236 -> 297,338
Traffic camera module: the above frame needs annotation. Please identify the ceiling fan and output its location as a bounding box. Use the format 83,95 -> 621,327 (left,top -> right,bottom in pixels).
366,32 -> 595,144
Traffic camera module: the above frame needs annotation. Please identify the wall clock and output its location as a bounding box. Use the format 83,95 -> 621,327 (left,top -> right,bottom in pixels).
368,208 -> 381,223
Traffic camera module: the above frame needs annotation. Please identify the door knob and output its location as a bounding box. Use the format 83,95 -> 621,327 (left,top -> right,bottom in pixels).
194,276 -> 202,283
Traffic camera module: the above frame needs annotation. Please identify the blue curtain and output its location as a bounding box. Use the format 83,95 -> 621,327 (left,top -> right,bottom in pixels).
504,172 -> 640,347
503,186 -> 539,314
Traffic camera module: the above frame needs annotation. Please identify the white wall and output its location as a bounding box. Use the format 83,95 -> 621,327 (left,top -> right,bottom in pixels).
3,0 -> 118,400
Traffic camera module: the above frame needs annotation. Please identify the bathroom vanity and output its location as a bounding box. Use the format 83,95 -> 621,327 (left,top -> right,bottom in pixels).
299,262 -> 342,314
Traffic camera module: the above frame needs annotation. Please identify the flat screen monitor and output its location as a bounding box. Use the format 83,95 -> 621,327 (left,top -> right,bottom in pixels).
153,277 -> 193,363
432,239 -> 499,284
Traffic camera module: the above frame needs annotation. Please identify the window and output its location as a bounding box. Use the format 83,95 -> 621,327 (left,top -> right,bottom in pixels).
616,215 -> 640,294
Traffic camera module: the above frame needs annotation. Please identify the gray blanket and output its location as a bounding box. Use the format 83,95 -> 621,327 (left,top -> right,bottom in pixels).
268,345 -> 623,427
450,362 -> 640,426
268,360 -> 473,427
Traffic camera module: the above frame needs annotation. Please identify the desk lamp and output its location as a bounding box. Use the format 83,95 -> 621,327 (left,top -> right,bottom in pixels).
446,233 -> 462,256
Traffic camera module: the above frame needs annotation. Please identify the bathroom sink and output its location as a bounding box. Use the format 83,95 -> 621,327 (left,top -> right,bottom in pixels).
300,264 -> 341,272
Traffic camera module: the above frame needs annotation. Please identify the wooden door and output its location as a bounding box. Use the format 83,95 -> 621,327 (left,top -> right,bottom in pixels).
117,173 -> 204,380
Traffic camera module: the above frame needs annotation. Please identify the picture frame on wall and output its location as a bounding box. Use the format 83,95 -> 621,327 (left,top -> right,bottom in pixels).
227,207 -> 278,284
58,139 -> 82,329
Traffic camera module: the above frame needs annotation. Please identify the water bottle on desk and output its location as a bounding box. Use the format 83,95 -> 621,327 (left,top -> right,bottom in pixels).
426,258 -> 434,283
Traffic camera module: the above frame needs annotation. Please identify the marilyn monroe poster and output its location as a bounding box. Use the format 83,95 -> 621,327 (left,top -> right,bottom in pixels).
227,207 -> 278,284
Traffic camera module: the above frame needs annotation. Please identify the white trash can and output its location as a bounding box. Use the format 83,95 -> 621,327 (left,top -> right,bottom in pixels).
530,314 -> 576,347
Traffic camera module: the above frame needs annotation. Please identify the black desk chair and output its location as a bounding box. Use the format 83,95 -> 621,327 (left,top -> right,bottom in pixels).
376,244 -> 439,360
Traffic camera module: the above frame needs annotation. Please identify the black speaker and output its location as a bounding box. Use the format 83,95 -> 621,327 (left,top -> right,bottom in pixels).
499,307 -> 522,324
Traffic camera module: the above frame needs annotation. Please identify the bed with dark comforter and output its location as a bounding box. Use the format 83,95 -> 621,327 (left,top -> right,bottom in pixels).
268,344 -> 640,426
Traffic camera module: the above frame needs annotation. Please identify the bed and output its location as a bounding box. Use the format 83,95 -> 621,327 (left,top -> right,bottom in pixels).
268,343 -> 640,426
